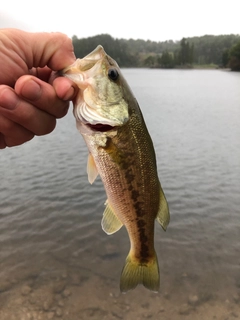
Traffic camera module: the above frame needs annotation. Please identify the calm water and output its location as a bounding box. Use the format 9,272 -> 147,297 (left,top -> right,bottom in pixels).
0,69 -> 240,319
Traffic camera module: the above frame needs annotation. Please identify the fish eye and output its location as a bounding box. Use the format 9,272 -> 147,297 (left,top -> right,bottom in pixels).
108,68 -> 119,81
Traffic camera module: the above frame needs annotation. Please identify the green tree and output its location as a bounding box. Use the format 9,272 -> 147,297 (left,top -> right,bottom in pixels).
222,49 -> 229,68
71,33 -> 240,68
189,43 -> 195,64
180,38 -> 187,64
173,50 -> 180,65
72,34 -> 138,67
143,55 -> 156,67
160,51 -> 175,68
178,38 -> 193,66
228,41 -> 240,71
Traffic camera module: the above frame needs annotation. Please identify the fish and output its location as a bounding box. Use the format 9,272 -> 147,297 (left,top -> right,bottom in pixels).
62,45 -> 170,293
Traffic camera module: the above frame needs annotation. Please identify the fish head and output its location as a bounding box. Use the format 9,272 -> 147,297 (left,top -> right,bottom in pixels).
62,45 -> 130,132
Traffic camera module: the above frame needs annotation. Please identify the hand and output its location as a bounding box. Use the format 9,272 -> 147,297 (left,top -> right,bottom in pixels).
0,29 -> 78,149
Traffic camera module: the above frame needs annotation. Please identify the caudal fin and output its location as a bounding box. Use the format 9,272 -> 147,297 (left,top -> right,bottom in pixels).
120,252 -> 159,293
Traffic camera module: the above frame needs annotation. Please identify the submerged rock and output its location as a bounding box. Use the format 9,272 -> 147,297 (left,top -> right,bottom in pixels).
47,313 -> 55,320
21,285 -> 32,296
62,288 -> 71,298
55,308 -> 63,317
178,303 -> 193,315
188,294 -> 199,306
51,281 -> 66,294
0,280 -> 12,292
43,298 -> 54,312
233,294 -> 240,303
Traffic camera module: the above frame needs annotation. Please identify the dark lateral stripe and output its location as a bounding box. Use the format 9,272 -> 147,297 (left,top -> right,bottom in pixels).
137,220 -> 150,262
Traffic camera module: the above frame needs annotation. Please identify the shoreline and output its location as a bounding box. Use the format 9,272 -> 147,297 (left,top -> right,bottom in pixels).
149,66 -> 232,70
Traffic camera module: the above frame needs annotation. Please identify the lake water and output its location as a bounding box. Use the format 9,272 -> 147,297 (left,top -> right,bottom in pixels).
0,69 -> 240,320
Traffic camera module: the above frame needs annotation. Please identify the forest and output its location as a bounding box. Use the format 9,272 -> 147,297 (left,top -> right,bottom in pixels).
72,33 -> 240,71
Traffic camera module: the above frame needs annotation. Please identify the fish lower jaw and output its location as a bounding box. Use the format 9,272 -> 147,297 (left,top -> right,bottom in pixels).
74,113 -> 115,132
75,111 -> 117,132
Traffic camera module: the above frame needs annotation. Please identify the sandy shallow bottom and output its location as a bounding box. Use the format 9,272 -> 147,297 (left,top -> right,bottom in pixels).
0,257 -> 239,320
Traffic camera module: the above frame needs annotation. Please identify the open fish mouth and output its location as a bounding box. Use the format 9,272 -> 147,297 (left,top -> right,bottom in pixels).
86,123 -> 115,132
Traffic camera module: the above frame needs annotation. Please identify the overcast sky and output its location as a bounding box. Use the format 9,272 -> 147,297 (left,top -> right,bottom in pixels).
1,0 -> 239,42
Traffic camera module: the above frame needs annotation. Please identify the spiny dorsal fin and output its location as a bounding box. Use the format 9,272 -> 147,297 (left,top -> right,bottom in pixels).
156,184 -> 170,231
87,153 -> 98,184
101,200 -> 123,235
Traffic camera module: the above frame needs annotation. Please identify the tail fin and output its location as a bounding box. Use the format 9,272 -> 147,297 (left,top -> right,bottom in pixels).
120,252 -> 159,293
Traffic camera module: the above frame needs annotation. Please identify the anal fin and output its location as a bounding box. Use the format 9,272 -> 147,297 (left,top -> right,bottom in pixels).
101,200 -> 123,235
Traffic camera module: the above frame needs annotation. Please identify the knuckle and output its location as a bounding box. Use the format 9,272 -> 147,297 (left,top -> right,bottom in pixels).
56,103 -> 69,119
36,118 -> 56,136
0,116 -> 15,133
0,133 -> 7,149
6,133 -> 34,147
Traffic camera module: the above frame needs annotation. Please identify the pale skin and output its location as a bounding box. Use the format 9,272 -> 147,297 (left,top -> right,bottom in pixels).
0,28 -> 78,149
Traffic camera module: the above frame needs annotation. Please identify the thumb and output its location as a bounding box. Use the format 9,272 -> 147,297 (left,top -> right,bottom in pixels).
5,29 -> 76,71
30,31 -> 76,70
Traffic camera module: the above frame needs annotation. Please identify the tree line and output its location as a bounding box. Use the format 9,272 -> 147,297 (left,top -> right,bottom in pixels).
72,34 -> 240,70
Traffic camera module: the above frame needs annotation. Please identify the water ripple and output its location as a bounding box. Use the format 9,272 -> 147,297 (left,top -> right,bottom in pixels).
0,70 -> 240,305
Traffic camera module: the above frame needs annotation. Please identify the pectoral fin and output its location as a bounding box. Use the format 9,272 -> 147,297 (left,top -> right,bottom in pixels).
101,200 -> 123,235
156,185 -> 170,231
87,153 -> 98,184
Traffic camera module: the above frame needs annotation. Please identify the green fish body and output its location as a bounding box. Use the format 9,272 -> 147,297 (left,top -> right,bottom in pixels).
63,46 -> 170,292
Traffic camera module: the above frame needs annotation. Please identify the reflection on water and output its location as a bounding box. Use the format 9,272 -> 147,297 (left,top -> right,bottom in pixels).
0,69 -> 240,319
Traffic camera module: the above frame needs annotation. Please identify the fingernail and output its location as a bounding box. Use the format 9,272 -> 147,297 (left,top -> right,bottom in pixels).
0,88 -> 19,110
21,79 -> 42,101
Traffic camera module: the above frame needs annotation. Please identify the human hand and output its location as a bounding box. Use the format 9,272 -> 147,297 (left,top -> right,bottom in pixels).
0,29 -> 77,149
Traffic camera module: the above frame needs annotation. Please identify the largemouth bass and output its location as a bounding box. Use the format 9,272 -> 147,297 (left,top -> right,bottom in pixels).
62,46 -> 170,293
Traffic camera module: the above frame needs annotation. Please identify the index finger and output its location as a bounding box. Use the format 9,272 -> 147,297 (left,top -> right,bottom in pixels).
15,75 -> 70,118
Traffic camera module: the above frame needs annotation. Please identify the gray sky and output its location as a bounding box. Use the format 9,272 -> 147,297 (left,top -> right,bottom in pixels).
1,0 -> 239,42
